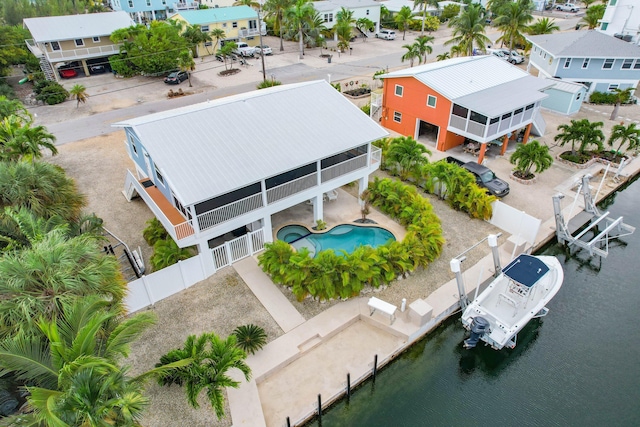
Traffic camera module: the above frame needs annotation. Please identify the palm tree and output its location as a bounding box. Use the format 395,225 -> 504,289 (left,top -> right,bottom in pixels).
264,0 -> 293,52
609,87 -> 635,120
69,84 -> 89,108
0,160 -> 84,220
509,140 -> 553,179
150,238 -> 194,270
285,0 -> 316,59
555,119 -> 605,157
401,43 -> 421,67
356,17 -> 374,41
0,229 -> 125,339
233,324 -> 267,355
414,0 -> 440,35
494,0 -> 533,59
608,123 -> 640,156
177,49 -> 195,87
527,17 -> 559,35
414,35 -> 434,64
233,0 -> 260,7
436,52 -> 451,61
0,96 -> 33,122
156,332 -> 251,419
446,4 -> 491,56
387,136 -> 431,180
394,6 -> 414,41
450,44 -> 465,57
210,28 -> 226,54
218,42 -> 237,70
0,116 -> 58,162
580,4 -> 605,29
183,23 -> 213,57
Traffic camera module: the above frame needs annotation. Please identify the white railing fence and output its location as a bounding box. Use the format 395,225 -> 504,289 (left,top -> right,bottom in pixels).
211,229 -> 266,270
197,193 -> 263,231
266,172 -> 317,204
321,154 -> 368,183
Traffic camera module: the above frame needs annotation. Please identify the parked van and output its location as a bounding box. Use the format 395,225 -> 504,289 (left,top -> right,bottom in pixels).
376,29 -> 396,40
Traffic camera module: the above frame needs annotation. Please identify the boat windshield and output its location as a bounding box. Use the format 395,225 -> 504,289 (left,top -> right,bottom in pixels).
502,254 -> 550,288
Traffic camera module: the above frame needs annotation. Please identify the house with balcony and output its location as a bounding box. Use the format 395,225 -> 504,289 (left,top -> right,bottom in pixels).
23,11 -> 135,82
377,55 -> 551,163
313,0 -> 381,38
114,80 -> 387,276
109,0 -> 199,23
597,0 -> 640,45
526,30 -> 640,95
170,6 -> 264,56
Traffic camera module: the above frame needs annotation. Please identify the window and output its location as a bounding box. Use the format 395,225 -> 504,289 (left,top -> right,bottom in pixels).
201,25 -> 209,32
232,22 -> 238,28
155,164 -> 164,185
469,111 -> 487,124
634,59 -> 640,70
324,13 -> 334,23
603,59 -> 614,69
128,0 -> 133,7
582,58 -> 589,69
51,41 -> 60,51
564,58 -> 571,69
222,23 -> 227,28
514,108 -> 524,115
525,103 -> 534,110
622,59 -> 633,69
146,0 -> 151,6
204,41 -> 212,47
395,85 -> 403,97
131,140 -> 137,155
249,20 -> 257,29
609,0 -> 617,5
427,95 -> 436,108
74,39 -> 84,47
92,36 -> 100,43
608,84 -> 619,92
393,111 -> 402,123
601,22 -> 609,31
501,112 -> 512,121
489,117 -> 499,125
576,92 -> 581,101
452,104 -> 468,118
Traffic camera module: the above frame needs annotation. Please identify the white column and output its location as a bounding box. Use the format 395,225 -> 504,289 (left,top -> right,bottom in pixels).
263,215 -> 273,243
312,196 -> 323,223
198,241 -> 216,278
358,176 -> 368,207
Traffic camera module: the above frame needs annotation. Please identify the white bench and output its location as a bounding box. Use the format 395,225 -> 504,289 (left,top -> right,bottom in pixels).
368,297 -> 397,325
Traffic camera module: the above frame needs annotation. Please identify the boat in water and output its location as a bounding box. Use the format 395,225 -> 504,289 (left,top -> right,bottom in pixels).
461,254 -> 564,350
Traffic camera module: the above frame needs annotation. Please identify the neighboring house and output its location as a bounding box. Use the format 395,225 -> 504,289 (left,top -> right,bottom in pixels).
540,78 -> 588,116
597,0 -> 640,45
200,0 -> 236,8
377,56 -> 551,163
526,31 -> 640,95
114,80 -> 387,276
23,11 -> 135,82
109,0 -> 198,23
313,0 -> 381,38
170,6 -> 264,56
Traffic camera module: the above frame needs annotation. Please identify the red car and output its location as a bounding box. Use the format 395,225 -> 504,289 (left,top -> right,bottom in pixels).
59,68 -> 77,79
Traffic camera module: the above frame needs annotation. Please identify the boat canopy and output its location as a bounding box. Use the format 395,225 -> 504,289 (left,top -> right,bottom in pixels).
502,254 -> 550,288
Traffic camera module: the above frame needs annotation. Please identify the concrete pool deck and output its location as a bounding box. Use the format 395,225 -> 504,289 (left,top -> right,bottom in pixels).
228,155 -> 640,427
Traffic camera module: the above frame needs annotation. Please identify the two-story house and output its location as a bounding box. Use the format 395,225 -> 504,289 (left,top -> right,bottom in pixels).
170,6 -> 264,56
23,11 -> 135,82
526,30 -> 640,94
597,0 -> 640,45
115,80 -> 387,276
313,0 -> 381,38
109,0 -> 199,23
377,55 -> 550,164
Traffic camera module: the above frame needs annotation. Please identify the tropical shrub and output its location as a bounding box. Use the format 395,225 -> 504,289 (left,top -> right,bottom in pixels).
34,81 -> 68,105
360,103 -> 371,115
233,324 -> 267,355
588,91 -> 618,105
257,79 -> 283,89
509,140 -> 553,179
143,217 -> 168,245
150,238 -> 195,270
109,53 -> 138,77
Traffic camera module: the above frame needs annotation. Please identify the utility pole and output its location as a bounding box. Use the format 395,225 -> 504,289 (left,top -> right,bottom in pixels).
257,6 -> 266,82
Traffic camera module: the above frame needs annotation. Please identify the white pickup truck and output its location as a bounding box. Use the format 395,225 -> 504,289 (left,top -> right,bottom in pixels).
556,3 -> 580,12
233,42 -> 255,57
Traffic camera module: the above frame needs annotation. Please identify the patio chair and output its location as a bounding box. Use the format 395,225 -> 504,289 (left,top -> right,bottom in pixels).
325,189 -> 338,201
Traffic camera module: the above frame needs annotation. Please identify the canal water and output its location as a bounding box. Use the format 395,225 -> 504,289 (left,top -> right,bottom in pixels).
316,176 -> 640,426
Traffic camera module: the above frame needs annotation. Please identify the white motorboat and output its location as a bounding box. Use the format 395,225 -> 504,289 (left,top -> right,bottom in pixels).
461,254 -> 564,350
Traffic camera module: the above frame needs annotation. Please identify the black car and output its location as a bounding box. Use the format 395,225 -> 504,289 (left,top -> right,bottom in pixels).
164,71 -> 188,84
462,162 -> 510,197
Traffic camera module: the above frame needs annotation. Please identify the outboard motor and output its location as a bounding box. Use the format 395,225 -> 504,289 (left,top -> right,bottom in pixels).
463,317 -> 490,349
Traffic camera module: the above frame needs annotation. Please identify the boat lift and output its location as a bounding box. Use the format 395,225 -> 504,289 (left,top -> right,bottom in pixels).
553,174 -> 635,258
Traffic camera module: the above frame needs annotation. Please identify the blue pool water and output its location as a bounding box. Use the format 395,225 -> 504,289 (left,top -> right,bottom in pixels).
276,224 -> 395,257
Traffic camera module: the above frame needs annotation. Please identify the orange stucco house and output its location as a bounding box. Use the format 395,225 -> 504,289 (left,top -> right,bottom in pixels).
378,56 -> 552,163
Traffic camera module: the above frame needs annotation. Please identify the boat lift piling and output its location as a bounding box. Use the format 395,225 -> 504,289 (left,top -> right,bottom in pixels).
451,233 -> 503,311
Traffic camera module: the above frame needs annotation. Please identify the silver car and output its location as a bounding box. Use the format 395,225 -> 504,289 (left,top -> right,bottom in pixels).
254,45 -> 273,55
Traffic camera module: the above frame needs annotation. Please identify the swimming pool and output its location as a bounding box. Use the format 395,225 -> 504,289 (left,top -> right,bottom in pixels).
276,224 -> 396,257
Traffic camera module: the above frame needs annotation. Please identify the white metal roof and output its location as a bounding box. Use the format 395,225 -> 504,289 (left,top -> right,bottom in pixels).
526,30 -> 640,59
313,0 -> 379,12
114,81 -> 389,206
381,56 -> 548,116
544,78 -> 587,94
23,11 -> 134,42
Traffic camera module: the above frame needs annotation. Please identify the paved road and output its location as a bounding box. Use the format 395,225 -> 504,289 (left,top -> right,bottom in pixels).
42,14 -> 582,145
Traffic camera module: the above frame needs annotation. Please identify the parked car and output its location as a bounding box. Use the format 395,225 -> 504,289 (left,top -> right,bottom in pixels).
495,48 -> 525,64
375,29 -> 396,40
163,70 -> 188,84
556,3 -> 580,12
87,57 -> 110,74
446,156 -> 510,197
233,42 -> 255,57
59,68 -> 77,78
254,45 -> 272,55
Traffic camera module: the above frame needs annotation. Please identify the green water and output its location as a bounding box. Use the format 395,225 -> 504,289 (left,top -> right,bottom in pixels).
315,176 -> 640,426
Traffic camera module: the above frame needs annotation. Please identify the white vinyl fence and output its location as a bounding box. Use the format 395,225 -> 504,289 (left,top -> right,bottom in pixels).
125,229 -> 266,313
488,201 -> 541,245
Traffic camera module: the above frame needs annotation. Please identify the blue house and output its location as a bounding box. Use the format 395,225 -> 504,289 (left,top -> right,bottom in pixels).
526,31 -> 640,95
540,79 -> 588,116
109,0 -> 198,23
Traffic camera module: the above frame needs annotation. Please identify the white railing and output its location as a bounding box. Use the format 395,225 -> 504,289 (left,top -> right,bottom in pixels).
512,111 -> 524,126
174,1 -> 199,10
266,172 -> 317,204
321,153 -> 368,183
449,115 -> 467,132
466,121 -> 486,138
371,146 -> 381,165
46,44 -> 121,61
196,193 -> 263,231
523,108 -> 533,121
211,229 -> 266,270
487,122 -> 499,137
